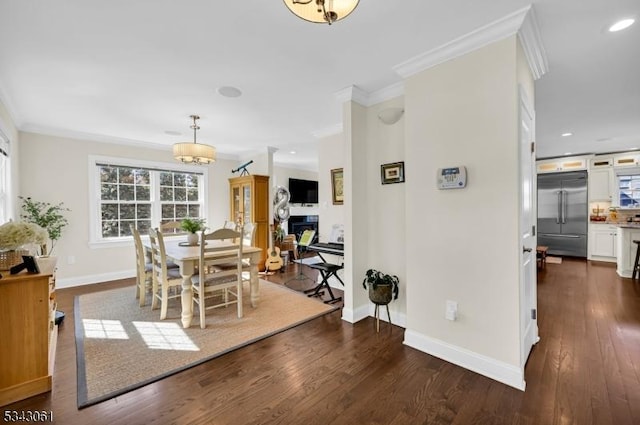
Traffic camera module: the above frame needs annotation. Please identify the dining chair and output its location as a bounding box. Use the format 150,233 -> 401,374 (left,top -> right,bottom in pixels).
242,222 -> 256,247
131,226 -> 152,307
159,220 -> 183,234
223,220 -> 238,230
191,227 -> 244,329
148,227 -> 183,320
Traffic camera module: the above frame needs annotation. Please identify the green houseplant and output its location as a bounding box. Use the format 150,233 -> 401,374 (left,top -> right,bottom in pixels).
362,269 -> 400,305
180,218 -> 206,245
19,196 -> 70,256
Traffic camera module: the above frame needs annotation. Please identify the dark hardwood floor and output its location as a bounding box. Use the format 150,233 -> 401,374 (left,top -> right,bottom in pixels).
3,257 -> 640,424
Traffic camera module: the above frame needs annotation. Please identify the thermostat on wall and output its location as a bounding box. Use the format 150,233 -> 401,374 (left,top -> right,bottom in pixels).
437,166 -> 467,189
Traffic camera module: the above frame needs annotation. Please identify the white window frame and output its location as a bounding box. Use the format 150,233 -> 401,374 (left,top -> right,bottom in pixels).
88,155 -> 209,248
0,131 -> 10,224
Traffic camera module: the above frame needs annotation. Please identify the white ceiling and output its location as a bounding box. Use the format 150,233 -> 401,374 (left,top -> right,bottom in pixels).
0,1 -> 638,170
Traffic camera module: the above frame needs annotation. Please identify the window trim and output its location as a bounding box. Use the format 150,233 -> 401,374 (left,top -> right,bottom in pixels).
0,131 -> 9,224
88,155 -> 209,248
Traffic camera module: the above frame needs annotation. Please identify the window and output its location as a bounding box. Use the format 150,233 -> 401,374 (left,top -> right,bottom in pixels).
90,156 -> 208,246
618,175 -> 640,208
0,133 -> 9,224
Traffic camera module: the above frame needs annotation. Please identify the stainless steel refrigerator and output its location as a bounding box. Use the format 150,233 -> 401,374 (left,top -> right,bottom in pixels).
537,171 -> 588,257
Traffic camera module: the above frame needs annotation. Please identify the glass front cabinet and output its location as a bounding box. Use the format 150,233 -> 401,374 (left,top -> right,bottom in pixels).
229,175 -> 270,269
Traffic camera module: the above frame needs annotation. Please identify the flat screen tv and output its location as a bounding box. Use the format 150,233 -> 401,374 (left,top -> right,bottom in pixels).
288,178 -> 318,204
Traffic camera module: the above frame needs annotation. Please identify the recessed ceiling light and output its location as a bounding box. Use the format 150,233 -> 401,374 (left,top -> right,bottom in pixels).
164,130 -> 182,136
217,86 -> 242,98
609,18 -> 635,32
289,150 -> 297,155
561,132 -> 573,137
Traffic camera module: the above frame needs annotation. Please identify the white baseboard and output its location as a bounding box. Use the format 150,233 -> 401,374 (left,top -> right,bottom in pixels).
368,304 -> 407,329
56,269 -> 135,289
341,303 -> 369,323
403,329 -> 525,391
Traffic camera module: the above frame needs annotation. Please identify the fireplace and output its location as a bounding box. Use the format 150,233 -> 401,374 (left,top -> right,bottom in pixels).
288,215 -> 319,241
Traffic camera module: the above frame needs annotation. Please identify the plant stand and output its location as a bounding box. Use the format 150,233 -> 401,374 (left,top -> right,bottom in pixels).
373,302 -> 392,332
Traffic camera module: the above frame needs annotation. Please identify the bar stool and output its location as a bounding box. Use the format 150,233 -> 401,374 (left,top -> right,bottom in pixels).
632,240 -> 640,280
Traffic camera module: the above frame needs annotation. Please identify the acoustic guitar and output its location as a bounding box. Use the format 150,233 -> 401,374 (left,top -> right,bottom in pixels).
265,226 -> 283,272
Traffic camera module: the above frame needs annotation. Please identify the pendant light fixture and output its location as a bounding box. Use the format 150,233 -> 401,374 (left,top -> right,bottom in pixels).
283,0 -> 359,25
172,115 -> 216,164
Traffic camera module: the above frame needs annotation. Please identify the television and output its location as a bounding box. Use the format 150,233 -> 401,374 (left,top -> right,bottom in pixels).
288,178 -> 318,204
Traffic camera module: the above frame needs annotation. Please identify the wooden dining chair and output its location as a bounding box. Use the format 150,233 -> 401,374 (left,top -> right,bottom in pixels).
223,220 -> 237,230
131,226 -> 153,307
191,228 -> 244,329
159,220 -> 183,234
242,222 -> 256,246
148,227 -> 183,320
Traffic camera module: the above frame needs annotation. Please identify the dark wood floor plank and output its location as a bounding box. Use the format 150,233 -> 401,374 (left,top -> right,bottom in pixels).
4,257 -> 640,425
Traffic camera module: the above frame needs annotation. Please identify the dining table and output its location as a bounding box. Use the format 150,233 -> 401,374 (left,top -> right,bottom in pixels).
143,237 -> 262,328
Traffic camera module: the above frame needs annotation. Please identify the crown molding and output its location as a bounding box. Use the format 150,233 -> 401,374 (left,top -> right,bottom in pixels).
20,123 -> 171,150
334,81 -> 404,108
393,5 -> 534,79
367,81 -> 404,105
22,123 -> 241,161
334,85 -> 370,106
517,6 -> 548,80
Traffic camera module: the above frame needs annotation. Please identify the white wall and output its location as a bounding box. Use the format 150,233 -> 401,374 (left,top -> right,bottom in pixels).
317,133 -> 343,242
403,36 -> 523,385
18,131 -> 237,287
365,97 -> 407,323
0,97 -> 20,219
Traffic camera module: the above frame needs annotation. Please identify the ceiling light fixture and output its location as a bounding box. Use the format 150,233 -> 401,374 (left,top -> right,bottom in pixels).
283,0 -> 359,25
172,115 -> 216,165
609,18 -> 635,32
561,132 -> 573,137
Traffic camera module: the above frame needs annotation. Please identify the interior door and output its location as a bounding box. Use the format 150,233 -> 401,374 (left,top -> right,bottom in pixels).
519,87 -> 538,374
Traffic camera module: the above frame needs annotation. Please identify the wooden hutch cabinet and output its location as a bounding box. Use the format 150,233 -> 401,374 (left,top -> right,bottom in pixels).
229,175 -> 270,269
0,258 -> 58,407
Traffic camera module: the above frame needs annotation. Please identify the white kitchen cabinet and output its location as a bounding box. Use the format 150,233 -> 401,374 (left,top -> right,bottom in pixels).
613,153 -> 640,168
589,224 -> 617,261
588,168 -> 614,201
537,156 -> 588,174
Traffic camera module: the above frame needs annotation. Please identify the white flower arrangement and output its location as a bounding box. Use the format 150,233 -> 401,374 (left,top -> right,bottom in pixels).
0,221 -> 49,251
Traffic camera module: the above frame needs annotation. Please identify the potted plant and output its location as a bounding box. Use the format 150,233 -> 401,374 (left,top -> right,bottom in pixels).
362,269 -> 399,305
180,218 -> 206,245
19,196 -> 70,256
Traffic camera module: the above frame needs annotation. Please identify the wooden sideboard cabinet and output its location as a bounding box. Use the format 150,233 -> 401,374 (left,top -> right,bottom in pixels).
0,257 -> 58,407
229,175 -> 270,269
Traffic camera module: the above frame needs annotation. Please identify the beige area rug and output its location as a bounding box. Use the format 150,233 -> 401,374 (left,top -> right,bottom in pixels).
546,256 -> 563,264
75,280 -> 338,408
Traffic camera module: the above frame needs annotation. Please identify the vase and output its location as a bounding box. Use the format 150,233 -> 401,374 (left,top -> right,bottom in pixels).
367,283 -> 393,305
0,249 -> 30,271
187,233 -> 198,246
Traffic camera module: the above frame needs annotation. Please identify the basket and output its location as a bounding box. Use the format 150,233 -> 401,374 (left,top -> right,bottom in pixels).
0,249 -> 29,270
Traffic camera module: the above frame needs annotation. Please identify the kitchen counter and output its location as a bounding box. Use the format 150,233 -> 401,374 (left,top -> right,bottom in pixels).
615,223 -> 640,228
616,226 -> 640,277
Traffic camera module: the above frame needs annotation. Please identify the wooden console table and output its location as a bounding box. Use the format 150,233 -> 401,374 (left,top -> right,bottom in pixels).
0,257 -> 57,407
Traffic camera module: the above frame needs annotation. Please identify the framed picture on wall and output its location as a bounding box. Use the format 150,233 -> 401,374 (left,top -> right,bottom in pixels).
381,161 -> 405,184
331,168 -> 344,205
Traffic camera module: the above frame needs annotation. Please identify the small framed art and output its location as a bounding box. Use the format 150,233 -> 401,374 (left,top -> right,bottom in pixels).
381,161 -> 405,185
331,168 -> 344,205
